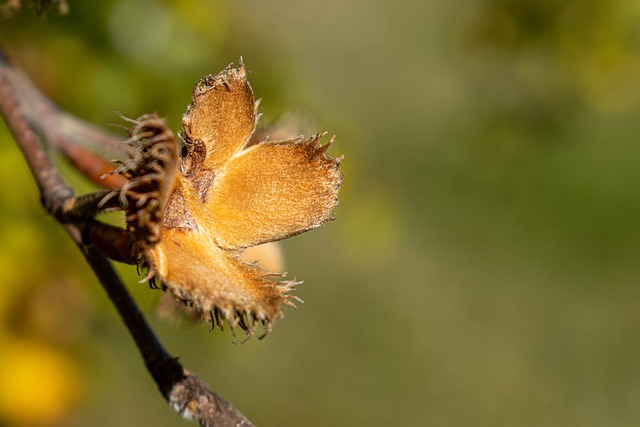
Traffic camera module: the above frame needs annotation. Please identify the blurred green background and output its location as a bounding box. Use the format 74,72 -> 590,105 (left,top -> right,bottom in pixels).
2,0 -> 640,426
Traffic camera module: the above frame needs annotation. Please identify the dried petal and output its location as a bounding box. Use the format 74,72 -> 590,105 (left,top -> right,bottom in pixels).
181,62 -> 257,172
147,227 -> 294,331
195,134 -> 342,249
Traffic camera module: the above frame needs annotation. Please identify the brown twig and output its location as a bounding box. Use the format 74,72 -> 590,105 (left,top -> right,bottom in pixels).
0,47 -> 130,188
0,48 -> 254,426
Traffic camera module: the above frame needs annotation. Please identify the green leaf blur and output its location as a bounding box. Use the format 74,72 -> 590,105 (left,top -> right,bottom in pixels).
1,0 -> 640,426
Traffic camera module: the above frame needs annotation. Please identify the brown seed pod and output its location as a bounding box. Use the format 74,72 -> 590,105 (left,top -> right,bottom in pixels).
108,61 -> 342,339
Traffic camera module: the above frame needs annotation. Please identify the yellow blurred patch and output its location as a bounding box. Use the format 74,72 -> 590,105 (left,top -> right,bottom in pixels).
0,340 -> 81,427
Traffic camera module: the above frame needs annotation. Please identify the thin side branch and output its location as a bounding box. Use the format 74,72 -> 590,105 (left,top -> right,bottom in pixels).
0,48 -> 254,427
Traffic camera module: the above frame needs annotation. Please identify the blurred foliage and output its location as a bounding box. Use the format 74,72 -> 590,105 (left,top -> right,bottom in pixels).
1,0 -> 640,426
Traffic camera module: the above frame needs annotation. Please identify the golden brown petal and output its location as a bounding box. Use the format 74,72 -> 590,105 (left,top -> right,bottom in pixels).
197,133 -> 342,250
181,62 -> 257,173
146,227 -> 294,335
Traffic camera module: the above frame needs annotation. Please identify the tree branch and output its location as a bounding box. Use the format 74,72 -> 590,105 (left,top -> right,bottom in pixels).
0,48 -> 254,427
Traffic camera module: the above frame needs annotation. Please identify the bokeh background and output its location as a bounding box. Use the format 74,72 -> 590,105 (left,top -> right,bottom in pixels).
2,0 -> 640,426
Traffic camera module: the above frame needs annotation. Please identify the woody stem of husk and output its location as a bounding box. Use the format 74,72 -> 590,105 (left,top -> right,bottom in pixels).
0,48 -> 254,427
